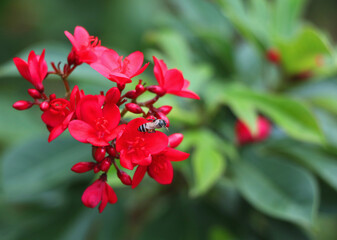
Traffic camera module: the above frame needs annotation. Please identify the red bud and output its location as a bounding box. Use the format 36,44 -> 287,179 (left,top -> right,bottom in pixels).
136,82 -> 145,94
125,90 -> 137,99
266,48 -> 281,64
28,89 -> 42,99
71,162 -> 95,173
158,105 -> 172,115
100,157 -> 111,172
49,93 -> 56,101
117,171 -> 132,185
13,100 -> 33,110
125,103 -> 143,114
117,83 -> 125,91
93,147 -> 106,162
146,115 -> 156,121
168,133 -> 184,148
94,164 -> 101,173
40,101 -> 50,111
147,85 -> 166,96
106,146 -> 116,157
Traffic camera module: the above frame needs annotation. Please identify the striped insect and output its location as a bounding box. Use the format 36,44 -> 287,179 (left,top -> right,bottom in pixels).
138,119 -> 168,133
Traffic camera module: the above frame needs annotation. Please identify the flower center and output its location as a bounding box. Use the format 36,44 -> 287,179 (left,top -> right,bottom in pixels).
50,99 -> 71,116
95,117 -> 111,138
126,137 -> 147,154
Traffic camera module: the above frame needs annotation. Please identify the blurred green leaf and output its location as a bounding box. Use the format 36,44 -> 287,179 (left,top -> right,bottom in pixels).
223,84 -> 324,144
268,140 -> 337,192
232,154 -> 318,227
2,136 -> 91,201
189,130 -> 226,197
278,27 -> 333,74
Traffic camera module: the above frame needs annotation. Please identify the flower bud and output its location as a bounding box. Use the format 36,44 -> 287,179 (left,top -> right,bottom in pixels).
93,147 -> 106,162
136,81 -> 145,94
266,48 -> 280,64
125,103 -> 143,114
125,90 -> 137,99
100,157 -> 111,172
71,162 -> 95,173
147,85 -> 166,96
168,133 -> 184,148
106,146 -> 116,157
94,164 -> 101,173
28,89 -> 42,99
13,100 -> 33,110
146,115 -> 156,121
49,93 -> 56,101
117,170 -> 132,185
40,101 -> 50,111
158,105 -> 172,115
117,83 -> 125,91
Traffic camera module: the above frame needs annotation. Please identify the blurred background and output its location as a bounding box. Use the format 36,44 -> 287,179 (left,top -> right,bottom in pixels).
1,0 -> 337,239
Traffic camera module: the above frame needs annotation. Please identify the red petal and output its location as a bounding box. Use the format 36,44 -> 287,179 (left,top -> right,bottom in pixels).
48,124 -> 65,142
119,150 -> 135,170
131,62 -> 149,78
41,110 -> 66,128
74,26 -> 90,48
64,31 -> 78,50
105,124 -> 126,142
81,179 -> 104,208
163,69 -> 184,92
125,51 -> 144,77
170,89 -> 200,100
168,133 -> 183,148
132,166 -> 147,189
103,104 -> 120,130
105,183 -> 117,204
148,160 -> 173,184
68,120 -> 97,144
13,57 -> 30,81
161,147 -> 190,162
76,95 -> 102,125
153,56 -> 168,86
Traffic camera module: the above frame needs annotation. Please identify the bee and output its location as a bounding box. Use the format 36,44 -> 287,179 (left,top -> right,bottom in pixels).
138,119 -> 168,133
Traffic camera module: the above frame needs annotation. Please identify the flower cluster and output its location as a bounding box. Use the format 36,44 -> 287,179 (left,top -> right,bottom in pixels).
13,26 -> 199,213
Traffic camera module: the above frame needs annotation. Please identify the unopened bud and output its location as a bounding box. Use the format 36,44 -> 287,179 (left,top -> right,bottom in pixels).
266,48 -> 280,64
117,83 -> 125,91
168,133 -> 184,148
13,100 -> 33,110
147,85 -> 166,96
106,146 -> 116,157
100,157 -> 111,172
49,93 -> 56,101
125,103 -> 143,114
94,164 -> 101,173
136,81 -> 145,94
28,89 -> 42,99
117,170 -> 132,185
158,105 -> 172,115
125,90 -> 137,99
93,147 -> 106,162
40,101 -> 50,111
71,162 -> 95,173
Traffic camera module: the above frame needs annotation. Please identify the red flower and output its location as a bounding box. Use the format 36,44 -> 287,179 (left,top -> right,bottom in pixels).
90,49 -> 149,85
116,118 -> 168,170
132,147 -> 189,188
266,48 -> 281,64
64,26 -> 107,64
13,49 -> 48,92
235,116 -> 271,145
153,56 -> 200,100
82,174 -> 117,213
41,86 -> 83,142
68,90 -> 124,146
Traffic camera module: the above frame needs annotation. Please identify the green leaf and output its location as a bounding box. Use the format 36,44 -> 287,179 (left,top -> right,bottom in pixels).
223,84 -> 324,144
268,140 -> 337,192
232,154 -> 318,227
2,136 -> 91,201
277,27 -> 333,74
189,130 -> 226,197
